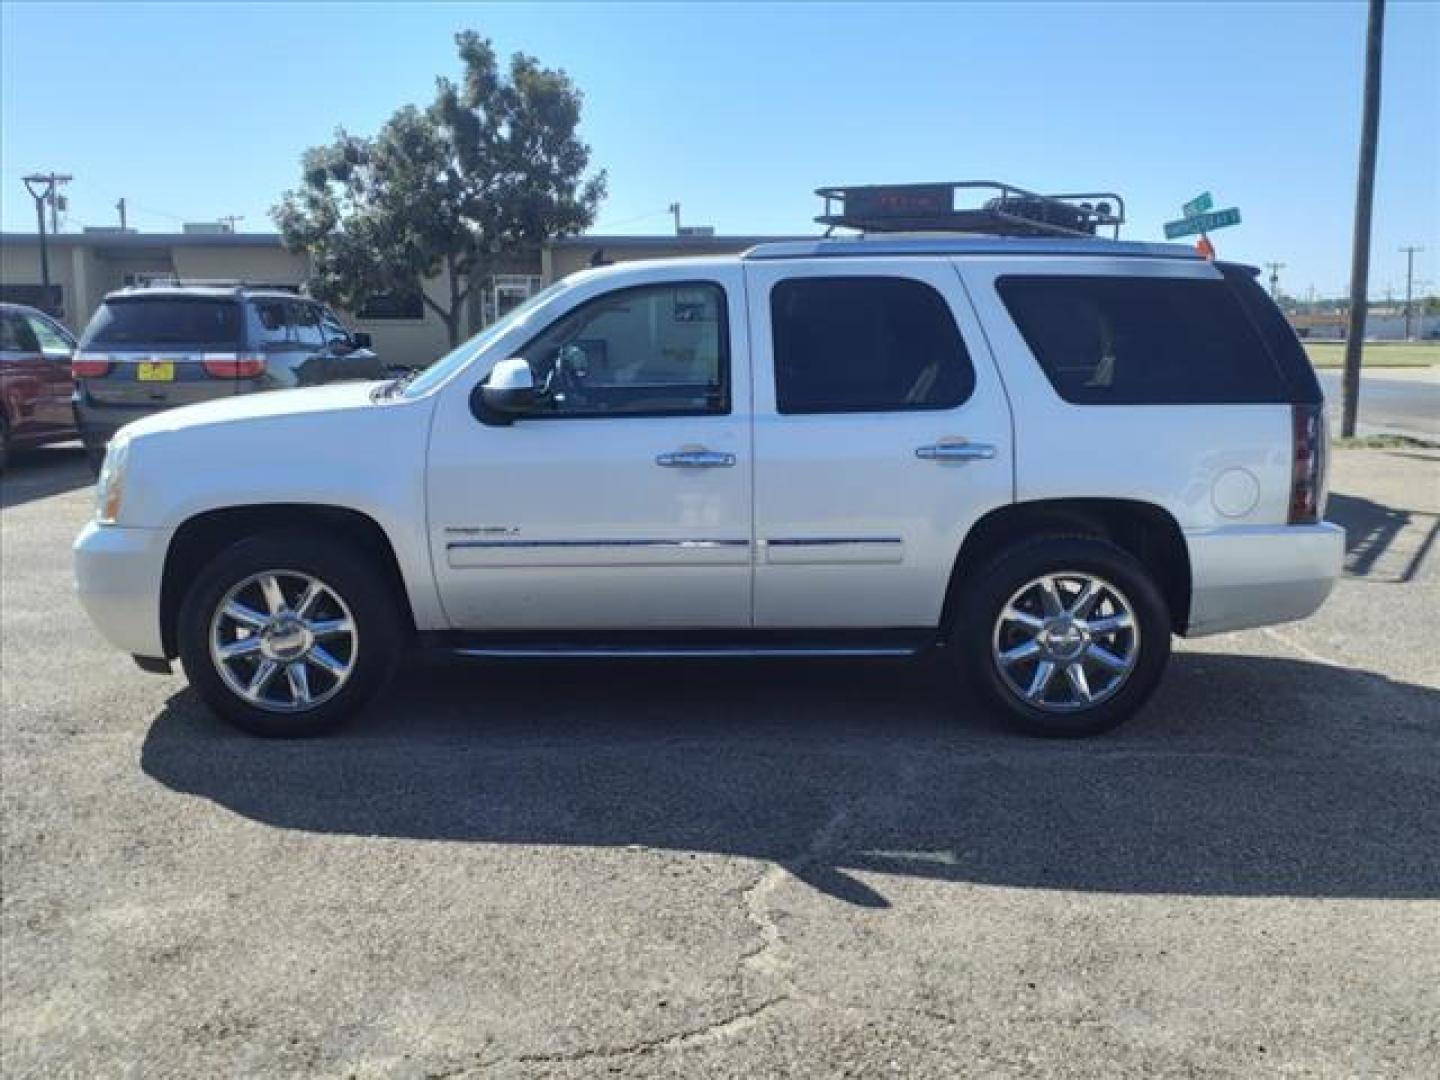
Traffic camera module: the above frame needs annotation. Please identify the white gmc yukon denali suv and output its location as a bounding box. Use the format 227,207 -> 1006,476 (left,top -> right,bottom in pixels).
74,235 -> 1343,738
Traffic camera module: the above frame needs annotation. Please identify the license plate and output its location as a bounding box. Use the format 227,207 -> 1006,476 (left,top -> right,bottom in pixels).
137,361 -> 174,382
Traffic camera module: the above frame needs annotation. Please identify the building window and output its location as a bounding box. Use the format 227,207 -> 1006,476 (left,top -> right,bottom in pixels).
0,284 -> 64,318
358,292 -> 424,320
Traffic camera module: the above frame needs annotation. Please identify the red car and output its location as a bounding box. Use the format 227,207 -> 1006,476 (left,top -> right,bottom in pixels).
1,302 -> 79,471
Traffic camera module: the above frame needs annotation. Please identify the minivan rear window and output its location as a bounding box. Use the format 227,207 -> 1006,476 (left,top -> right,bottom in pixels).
996,275 -> 1289,405
82,298 -> 242,348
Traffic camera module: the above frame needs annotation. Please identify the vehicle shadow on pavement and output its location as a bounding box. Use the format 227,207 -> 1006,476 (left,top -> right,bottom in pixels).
1327,491 -> 1438,583
140,651 -> 1440,908
0,445 -> 91,510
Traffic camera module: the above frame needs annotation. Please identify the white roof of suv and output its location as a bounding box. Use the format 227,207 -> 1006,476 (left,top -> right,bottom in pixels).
744,236 -> 1200,260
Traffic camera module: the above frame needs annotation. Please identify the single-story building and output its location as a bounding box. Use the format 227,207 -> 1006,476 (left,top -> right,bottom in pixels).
0,230 -> 804,369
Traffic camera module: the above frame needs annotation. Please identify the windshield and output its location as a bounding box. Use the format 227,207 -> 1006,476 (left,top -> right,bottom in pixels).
83,298 -> 243,348
400,280 -> 572,399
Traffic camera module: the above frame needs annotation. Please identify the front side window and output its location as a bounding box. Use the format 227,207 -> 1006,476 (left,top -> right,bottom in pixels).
320,310 -> 351,347
770,276 -> 975,414
516,282 -> 729,417
997,275 -> 1289,405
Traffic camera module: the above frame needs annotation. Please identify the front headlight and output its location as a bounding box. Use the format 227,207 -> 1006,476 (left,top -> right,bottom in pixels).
95,435 -> 130,525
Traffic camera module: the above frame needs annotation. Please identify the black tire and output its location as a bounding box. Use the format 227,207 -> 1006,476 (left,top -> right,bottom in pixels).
0,417 -> 9,473
955,534 -> 1171,738
84,442 -> 106,476
177,530 -> 403,737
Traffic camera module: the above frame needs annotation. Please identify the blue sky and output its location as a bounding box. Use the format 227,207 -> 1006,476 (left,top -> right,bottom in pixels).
2,1 -> 1436,298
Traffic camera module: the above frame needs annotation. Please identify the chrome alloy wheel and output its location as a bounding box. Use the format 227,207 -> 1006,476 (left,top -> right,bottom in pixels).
209,570 -> 358,713
991,571 -> 1140,712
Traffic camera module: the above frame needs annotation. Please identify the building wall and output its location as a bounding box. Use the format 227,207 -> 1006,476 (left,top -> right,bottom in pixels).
0,242 -> 83,326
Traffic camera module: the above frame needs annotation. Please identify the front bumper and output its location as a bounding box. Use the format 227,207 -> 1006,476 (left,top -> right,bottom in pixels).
73,520 -> 171,659
1184,522 -> 1345,637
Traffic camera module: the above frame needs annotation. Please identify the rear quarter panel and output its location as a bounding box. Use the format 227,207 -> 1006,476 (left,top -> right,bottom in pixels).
955,256 -> 1293,531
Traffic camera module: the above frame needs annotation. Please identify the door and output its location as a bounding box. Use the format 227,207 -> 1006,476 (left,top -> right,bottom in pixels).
425,266 -> 752,629
744,259 -> 1014,628
21,310 -> 79,433
1,310 -> 48,439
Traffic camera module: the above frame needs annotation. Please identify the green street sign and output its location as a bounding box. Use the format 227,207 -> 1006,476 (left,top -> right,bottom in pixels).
1164,207 -> 1241,239
1182,191 -> 1214,218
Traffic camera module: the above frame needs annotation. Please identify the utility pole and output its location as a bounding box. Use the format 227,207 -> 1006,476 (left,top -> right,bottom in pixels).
1264,262 -> 1286,301
218,214 -> 245,233
668,202 -> 681,235
1400,244 -> 1424,340
21,174 -> 71,312
116,197 -> 128,230
1341,0 -> 1385,438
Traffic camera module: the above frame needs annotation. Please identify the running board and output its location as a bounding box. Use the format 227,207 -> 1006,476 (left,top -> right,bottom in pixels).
421,628 -> 934,660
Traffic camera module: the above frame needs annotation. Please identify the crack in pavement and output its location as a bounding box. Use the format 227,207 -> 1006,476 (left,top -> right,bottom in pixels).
512,996 -> 787,1066
503,805 -> 854,1071
738,803 -> 852,992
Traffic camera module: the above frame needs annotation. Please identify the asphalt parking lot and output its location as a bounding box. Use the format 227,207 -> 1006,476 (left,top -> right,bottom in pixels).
2,445 -> 1437,1078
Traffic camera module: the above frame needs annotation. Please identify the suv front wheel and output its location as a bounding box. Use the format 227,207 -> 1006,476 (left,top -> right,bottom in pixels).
177,530 -> 401,736
956,535 -> 1171,737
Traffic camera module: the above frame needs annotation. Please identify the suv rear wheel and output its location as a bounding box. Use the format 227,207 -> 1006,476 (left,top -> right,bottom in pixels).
177,530 -> 401,736
956,535 -> 1171,737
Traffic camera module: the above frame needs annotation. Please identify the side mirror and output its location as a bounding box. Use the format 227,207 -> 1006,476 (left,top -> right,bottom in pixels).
471,356 -> 536,425
351,331 -> 373,349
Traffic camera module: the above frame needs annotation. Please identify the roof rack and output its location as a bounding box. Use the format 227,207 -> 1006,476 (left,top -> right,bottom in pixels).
815,181 -> 1125,240
123,277 -> 304,293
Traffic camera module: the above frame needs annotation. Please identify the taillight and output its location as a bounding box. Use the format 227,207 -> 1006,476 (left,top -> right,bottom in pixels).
1289,403 -> 1327,524
202,353 -> 266,378
72,353 -> 112,378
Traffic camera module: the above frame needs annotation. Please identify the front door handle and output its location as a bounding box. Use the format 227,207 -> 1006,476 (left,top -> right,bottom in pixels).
656,449 -> 736,468
916,441 -> 997,462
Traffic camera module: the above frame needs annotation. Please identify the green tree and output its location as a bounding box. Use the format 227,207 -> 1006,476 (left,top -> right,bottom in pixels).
273,31 -> 606,346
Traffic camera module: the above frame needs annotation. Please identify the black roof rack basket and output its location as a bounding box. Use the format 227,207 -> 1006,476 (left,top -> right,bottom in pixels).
816,181 -> 1125,239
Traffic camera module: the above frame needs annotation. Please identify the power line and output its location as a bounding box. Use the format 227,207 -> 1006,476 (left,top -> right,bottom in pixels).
591,207 -> 670,232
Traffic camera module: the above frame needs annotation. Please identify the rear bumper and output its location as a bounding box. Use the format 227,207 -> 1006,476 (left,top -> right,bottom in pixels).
1184,522 -> 1345,636
73,520 -> 171,659
73,400 -> 159,449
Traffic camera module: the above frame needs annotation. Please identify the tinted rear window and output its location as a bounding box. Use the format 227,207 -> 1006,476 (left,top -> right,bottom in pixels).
1219,263 -> 1322,405
996,275 -> 1289,405
82,299 -> 242,348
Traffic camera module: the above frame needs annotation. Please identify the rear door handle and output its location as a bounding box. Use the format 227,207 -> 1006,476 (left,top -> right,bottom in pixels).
916,441 -> 997,461
656,449 -> 736,468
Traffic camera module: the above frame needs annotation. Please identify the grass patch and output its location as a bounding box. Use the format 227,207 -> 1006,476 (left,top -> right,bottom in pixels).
1331,434 -> 1438,450
1305,342 -> 1440,368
